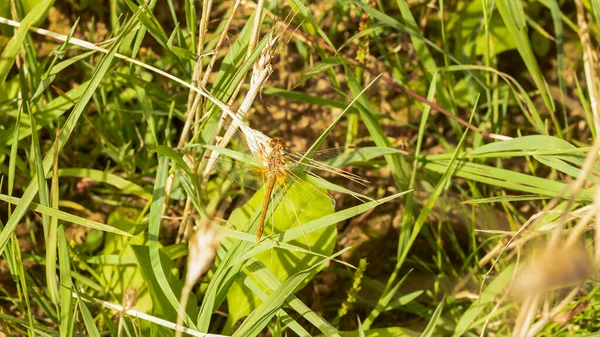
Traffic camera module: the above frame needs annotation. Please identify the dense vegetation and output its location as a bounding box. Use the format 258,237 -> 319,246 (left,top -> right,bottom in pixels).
1,0 -> 599,336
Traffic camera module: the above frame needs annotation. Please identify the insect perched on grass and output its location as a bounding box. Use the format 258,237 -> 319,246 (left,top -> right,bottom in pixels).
203,122 -> 369,242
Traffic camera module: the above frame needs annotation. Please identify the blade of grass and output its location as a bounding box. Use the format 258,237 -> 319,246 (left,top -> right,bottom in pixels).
394,0 -> 455,128
0,9 -> 139,257
58,225 -> 74,337
46,129 -> 60,309
232,249 -> 348,337
148,155 -> 198,330
362,271 -> 413,329
24,69 -> 50,241
0,0 -> 53,83
453,264 -> 515,336
14,238 -> 35,337
55,168 -> 152,200
495,0 -> 555,125
0,194 -> 133,236
420,299 -> 445,337
240,257 -> 341,337
76,295 -> 102,337
236,192 -> 408,262
7,94 -> 22,211
365,72 -> 440,330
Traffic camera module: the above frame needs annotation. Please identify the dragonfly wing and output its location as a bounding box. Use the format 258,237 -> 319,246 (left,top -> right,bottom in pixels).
262,172 -> 336,242
285,147 -> 370,186
287,146 -> 367,167
206,154 -> 265,190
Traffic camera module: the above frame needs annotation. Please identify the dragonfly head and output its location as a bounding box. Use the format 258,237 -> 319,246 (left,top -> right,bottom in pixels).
269,138 -> 287,150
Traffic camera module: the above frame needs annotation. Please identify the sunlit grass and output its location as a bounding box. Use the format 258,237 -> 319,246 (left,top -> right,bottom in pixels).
0,0 -> 599,336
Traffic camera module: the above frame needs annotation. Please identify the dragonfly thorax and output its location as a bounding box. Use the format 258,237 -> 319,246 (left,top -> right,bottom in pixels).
265,138 -> 288,177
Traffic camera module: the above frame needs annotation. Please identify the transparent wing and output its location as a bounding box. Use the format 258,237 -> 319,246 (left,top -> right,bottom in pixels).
284,146 -> 370,186
261,168 -> 336,244
204,153 -> 265,191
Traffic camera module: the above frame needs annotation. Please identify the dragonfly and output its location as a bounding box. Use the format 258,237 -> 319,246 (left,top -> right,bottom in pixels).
203,122 -> 369,242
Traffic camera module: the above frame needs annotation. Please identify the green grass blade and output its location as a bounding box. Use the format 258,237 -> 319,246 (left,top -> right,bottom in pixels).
76,295 -> 102,337
420,298 -> 444,337
148,155 -> 198,330
453,264 -> 515,336
242,258 -> 341,336
236,192 -> 408,262
58,226 -> 74,337
0,9 -> 136,257
0,0 -> 53,84
46,129 -> 60,308
24,71 -> 50,240
232,249 -> 347,337
55,168 -> 152,200
0,194 -> 133,236
7,97 -> 22,204
363,271 -> 412,329
495,0 -> 555,118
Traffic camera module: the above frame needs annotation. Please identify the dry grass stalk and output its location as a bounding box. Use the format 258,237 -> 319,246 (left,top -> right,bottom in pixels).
74,292 -> 227,337
202,24 -> 287,178
574,0 -> 600,134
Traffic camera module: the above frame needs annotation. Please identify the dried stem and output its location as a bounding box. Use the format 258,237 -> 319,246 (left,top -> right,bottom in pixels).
74,292 -> 226,337
201,27 -> 283,178
575,0 -> 600,136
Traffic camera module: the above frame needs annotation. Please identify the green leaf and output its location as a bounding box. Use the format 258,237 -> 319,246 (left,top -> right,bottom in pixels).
58,226 -> 74,337
226,181 -> 337,327
232,249 -> 347,337
132,245 -> 199,335
456,1 -> 517,56
469,135 -> 575,155
77,296 -> 101,337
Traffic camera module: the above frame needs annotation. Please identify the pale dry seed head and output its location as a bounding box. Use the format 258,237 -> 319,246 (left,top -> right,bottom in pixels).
186,221 -> 220,286
122,288 -> 138,312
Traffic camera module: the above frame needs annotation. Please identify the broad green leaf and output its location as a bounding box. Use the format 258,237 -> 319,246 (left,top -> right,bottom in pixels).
232,249 -> 346,336
456,1 -> 517,57
232,258 -> 340,337
226,181 -> 337,326
99,209 -> 150,309
148,155 -> 198,330
236,192 -> 408,263
131,245 -> 199,336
